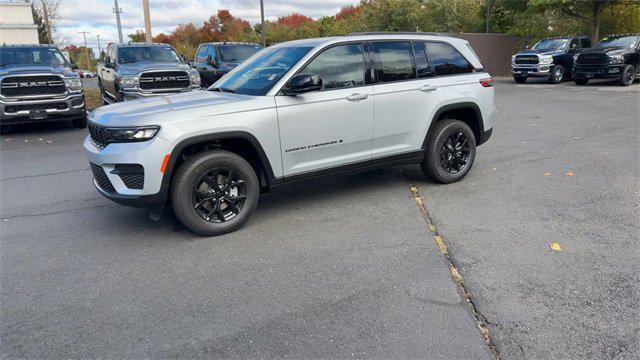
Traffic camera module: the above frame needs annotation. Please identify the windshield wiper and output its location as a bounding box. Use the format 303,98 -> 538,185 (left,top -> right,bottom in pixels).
211,87 -> 236,93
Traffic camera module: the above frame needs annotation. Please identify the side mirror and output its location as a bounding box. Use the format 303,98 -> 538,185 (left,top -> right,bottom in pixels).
207,54 -> 219,68
282,73 -> 323,95
524,45 -> 531,50
70,60 -> 78,70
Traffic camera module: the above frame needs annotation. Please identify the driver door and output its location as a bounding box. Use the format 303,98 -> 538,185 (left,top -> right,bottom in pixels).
275,43 -> 374,177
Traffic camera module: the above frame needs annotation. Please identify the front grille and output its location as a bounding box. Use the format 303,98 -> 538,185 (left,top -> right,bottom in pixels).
576,53 -> 609,65
514,55 -> 539,65
139,71 -> 190,90
90,163 -> 115,193
114,164 -> 144,189
88,122 -> 109,149
4,102 -> 68,113
1,75 -> 66,97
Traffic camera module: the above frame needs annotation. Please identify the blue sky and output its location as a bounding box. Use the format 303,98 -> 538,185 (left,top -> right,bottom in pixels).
56,0 -> 358,52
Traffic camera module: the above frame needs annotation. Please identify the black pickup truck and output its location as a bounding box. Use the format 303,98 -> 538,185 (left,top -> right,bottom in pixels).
573,34 -> 640,86
97,42 -> 201,103
0,44 -> 86,128
511,36 -> 592,84
191,42 -> 262,88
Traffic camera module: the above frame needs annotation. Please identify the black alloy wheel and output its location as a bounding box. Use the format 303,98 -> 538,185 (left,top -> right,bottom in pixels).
439,131 -> 471,174
620,64 -> 635,86
192,168 -> 247,223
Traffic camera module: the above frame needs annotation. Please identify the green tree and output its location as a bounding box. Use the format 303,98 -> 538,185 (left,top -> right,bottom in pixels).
31,5 -> 49,44
128,30 -> 146,42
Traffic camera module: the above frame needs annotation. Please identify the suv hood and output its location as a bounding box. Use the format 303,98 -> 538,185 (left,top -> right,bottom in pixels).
116,61 -> 194,75
516,49 -> 564,56
579,47 -> 629,55
0,64 -> 77,78
89,90 -> 273,127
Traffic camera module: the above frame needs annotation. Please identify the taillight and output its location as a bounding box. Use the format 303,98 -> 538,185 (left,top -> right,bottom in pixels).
479,78 -> 494,87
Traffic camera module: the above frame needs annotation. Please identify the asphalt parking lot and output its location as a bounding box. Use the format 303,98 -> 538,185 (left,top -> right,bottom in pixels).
1,79 -> 639,359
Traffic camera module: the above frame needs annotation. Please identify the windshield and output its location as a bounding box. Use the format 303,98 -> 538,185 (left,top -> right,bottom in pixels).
218,44 -> 262,62
118,46 -> 182,64
596,35 -> 639,48
532,39 -> 570,51
0,47 -> 69,67
211,46 -> 313,96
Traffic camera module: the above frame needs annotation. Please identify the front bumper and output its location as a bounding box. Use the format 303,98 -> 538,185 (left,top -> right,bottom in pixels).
572,64 -> 625,79
0,93 -> 85,125
120,86 -> 198,101
511,64 -> 553,78
83,133 -> 172,208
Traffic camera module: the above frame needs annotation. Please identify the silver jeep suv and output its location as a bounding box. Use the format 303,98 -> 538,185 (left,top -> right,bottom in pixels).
85,33 -> 495,236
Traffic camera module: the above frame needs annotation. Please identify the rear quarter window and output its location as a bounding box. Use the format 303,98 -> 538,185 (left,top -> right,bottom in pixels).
425,42 -> 474,76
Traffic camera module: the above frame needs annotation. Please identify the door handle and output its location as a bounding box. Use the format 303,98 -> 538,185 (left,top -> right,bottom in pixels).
346,93 -> 369,101
419,84 -> 438,92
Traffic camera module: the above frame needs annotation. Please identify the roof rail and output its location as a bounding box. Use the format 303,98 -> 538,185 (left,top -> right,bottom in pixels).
346,31 -> 451,37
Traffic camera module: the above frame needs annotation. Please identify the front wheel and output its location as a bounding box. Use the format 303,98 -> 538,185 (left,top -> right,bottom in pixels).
549,65 -> 564,84
619,64 -> 635,86
171,150 -> 260,236
574,79 -> 589,85
421,119 -> 476,184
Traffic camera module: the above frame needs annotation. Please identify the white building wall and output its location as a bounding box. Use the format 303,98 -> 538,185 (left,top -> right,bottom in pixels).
0,3 -> 40,45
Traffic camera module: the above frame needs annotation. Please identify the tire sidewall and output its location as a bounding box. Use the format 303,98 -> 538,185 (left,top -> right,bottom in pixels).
424,120 -> 476,184
171,151 -> 259,236
550,65 -> 564,84
620,65 -> 634,86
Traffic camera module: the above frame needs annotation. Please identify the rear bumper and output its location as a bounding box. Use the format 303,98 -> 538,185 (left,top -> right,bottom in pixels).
0,93 -> 85,125
572,64 -> 625,79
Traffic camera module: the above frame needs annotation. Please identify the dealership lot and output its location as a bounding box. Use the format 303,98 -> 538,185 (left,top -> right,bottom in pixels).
1,80 -> 638,358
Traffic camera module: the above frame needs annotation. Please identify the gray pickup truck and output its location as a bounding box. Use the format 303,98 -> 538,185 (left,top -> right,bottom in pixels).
0,44 -> 86,128
97,42 -> 201,103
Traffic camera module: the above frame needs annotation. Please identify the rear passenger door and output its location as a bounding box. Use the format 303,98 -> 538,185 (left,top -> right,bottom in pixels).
371,41 -> 446,158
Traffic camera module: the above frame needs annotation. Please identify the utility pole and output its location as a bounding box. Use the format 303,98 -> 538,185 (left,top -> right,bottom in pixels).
96,34 -> 102,54
142,0 -> 152,42
41,0 -> 52,44
113,0 -> 124,43
485,0 -> 493,33
78,31 -> 91,70
260,0 -> 266,47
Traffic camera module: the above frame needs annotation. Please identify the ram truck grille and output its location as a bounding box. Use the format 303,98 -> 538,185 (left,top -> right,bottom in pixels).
139,71 -> 190,90
576,53 -> 609,65
4,102 -> 68,113
514,55 -> 539,65
1,75 -> 66,97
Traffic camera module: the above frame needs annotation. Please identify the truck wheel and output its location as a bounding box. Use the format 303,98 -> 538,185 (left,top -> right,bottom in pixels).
619,64 -> 635,86
574,79 -> 589,85
514,77 -> 527,83
171,150 -> 260,236
549,65 -> 564,84
421,119 -> 476,184
72,115 -> 87,129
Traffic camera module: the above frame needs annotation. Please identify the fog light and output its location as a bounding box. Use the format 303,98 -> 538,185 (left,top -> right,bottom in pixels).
609,68 -> 620,73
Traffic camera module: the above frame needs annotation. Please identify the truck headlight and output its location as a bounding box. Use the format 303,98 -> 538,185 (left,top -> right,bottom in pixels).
64,77 -> 83,91
539,55 -> 553,64
105,125 -> 160,142
573,54 -> 580,62
511,55 -> 516,65
190,72 -> 201,87
608,54 -> 624,64
119,75 -> 139,89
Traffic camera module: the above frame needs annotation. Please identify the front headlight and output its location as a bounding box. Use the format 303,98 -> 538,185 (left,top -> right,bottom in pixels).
511,55 -> 516,64
608,54 -> 624,64
119,75 -> 139,89
190,72 -> 201,87
64,77 -> 83,91
573,54 -> 580,62
539,55 -> 553,64
104,125 -> 160,142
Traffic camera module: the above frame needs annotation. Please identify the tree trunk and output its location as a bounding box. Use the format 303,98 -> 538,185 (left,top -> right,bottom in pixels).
591,1 -> 602,42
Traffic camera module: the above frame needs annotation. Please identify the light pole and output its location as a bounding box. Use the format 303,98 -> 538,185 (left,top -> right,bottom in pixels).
143,0 -> 152,42
260,0 -> 266,47
78,31 -> 91,70
113,0 -> 124,43
41,0 -> 53,44
96,34 -> 102,55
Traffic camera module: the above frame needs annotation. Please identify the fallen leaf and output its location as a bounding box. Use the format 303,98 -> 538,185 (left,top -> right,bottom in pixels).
24,139 -> 29,143
4,138 -> 12,142
491,168 -> 497,171
521,141 -> 527,144
550,242 -> 562,251
572,137 -> 579,140
46,140 -> 52,144
544,172 -> 552,177
38,138 -> 43,141
566,170 -> 574,177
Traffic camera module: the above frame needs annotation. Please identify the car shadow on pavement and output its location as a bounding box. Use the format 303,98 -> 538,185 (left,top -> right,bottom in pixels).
0,120 -> 84,136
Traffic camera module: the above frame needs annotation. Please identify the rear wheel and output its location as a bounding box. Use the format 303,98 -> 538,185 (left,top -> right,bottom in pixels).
574,79 -> 589,85
619,64 -> 635,86
171,150 -> 259,236
549,65 -> 564,84
421,119 -> 476,184
514,76 -> 527,83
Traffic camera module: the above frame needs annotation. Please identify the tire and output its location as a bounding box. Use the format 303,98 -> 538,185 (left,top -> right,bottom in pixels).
72,115 -> 87,129
514,76 -> 527,83
619,64 -> 635,86
421,119 -> 476,184
549,65 -> 564,84
574,79 -> 589,85
171,150 -> 260,236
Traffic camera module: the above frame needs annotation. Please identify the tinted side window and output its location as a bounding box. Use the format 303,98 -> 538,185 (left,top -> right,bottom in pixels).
301,44 -> 365,90
206,45 -> 217,60
196,46 -> 208,61
569,38 -> 579,50
425,42 -> 474,76
580,38 -> 591,48
413,42 -> 433,78
372,42 -> 416,82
